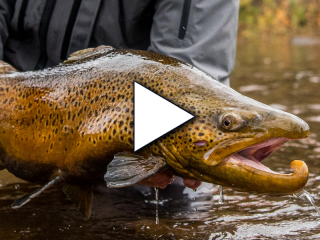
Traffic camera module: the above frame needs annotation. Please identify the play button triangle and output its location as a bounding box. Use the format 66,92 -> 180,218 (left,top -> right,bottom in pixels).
134,81 -> 194,152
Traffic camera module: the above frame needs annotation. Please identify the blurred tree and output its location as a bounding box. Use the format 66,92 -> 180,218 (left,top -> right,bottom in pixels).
239,0 -> 320,38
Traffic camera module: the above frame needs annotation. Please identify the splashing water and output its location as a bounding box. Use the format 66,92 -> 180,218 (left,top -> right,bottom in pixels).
294,189 -> 320,217
154,188 -> 159,224
219,186 -> 224,204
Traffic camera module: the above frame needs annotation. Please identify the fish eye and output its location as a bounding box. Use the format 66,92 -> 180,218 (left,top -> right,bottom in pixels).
220,113 -> 245,131
222,116 -> 233,129
224,119 -> 231,127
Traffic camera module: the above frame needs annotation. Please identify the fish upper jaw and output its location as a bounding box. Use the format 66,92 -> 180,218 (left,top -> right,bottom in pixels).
204,105 -> 311,166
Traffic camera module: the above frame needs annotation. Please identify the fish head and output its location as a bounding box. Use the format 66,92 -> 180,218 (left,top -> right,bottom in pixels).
157,70 -> 310,195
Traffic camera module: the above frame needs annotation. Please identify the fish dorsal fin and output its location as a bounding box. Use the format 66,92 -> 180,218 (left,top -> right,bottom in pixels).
61,45 -> 115,65
12,176 -> 61,209
105,153 -> 167,188
0,61 -> 17,74
62,183 -> 93,220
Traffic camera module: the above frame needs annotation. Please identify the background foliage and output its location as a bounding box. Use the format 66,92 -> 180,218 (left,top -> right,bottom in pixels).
239,0 -> 320,38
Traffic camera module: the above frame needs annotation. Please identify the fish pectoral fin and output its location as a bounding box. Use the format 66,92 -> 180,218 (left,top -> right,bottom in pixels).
0,60 -> 17,74
62,184 -> 93,220
11,176 -> 61,209
61,45 -> 115,65
105,153 -> 167,188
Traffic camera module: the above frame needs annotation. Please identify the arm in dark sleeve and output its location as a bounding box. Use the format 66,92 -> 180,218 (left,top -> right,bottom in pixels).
148,0 -> 239,86
0,0 -> 15,59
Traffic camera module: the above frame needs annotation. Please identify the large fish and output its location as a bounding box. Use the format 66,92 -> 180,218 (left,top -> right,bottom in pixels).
0,46 -> 310,219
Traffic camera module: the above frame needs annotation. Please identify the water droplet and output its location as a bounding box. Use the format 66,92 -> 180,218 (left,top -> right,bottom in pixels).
154,187 -> 159,224
154,187 -> 159,202
218,186 -> 224,204
14,184 -> 20,189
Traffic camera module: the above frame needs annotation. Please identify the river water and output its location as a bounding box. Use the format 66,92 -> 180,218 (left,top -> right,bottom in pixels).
1,37 -> 320,239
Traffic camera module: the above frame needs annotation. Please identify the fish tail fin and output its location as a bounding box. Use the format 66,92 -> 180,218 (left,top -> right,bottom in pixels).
0,60 -> 17,74
62,183 -> 93,220
11,176 -> 62,209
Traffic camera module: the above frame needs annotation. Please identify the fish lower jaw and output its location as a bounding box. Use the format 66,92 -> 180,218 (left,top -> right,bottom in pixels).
202,138 -> 308,195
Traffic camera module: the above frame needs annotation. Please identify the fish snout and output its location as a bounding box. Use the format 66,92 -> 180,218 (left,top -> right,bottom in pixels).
263,109 -> 310,139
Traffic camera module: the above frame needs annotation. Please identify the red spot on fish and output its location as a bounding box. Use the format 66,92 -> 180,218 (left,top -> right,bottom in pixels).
193,140 -> 207,146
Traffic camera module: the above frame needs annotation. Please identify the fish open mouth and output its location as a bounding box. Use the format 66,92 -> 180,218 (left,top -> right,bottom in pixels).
225,138 -> 289,174
199,137 -> 308,195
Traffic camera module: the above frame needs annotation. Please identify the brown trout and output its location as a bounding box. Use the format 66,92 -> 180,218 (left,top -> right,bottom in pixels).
0,46 -> 310,219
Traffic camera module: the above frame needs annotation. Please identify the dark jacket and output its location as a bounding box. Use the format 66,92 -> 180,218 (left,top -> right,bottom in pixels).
0,0 -> 239,85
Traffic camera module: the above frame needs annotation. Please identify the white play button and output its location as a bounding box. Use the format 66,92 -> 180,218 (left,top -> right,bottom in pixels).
134,81 -> 194,152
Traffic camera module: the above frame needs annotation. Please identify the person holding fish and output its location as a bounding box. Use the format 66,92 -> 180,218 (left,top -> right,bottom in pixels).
0,0 -> 239,191
0,0 -> 308,221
